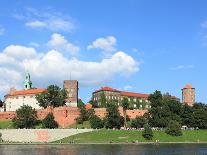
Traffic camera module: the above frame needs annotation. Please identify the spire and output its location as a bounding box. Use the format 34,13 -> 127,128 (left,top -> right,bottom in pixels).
24,71 -> 32,90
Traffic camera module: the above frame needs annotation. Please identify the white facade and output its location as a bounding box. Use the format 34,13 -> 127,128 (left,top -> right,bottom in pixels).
5,94 -> 42,112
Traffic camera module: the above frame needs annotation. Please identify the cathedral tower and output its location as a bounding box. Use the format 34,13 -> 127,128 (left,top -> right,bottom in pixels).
24,71 -> 32,90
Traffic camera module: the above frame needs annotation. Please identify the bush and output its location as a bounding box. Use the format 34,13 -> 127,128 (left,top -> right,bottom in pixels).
165,120 -> 182,136
142,124 -> 153,140
13,105 -> 37,129
42,113 -> 58,129
89,115 -> 104,129
131,116 -> 147,129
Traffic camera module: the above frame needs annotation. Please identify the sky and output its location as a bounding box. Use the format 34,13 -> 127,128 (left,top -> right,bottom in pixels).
0,0 -> 207,103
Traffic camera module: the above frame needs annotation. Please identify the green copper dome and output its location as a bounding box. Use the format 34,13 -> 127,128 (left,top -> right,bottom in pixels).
24,71 -> 32,90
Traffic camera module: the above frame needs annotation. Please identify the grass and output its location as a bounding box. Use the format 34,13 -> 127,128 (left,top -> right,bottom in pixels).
55,130 -> 207,143
0,120 -> 14,129
67,121 -> 91,129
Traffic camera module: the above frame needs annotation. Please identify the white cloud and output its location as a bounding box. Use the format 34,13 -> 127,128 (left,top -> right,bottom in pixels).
29,42 -> 40,47
123,85 -> 134,91
18,8 -> 75,33
47,33 -> 80,54
170,65 -> 194,70
0,44 -> 139,94
201,21 -> 207,28
26,20 -> 46,27
87,36 -> 116,53
0,26 -> 5,35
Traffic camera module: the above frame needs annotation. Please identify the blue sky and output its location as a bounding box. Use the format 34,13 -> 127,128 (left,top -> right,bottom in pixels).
0,0 -> 207,103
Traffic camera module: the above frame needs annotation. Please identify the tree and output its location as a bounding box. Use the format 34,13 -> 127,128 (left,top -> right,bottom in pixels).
77,99 -> 85,108
99,92 -> 107,107
105,102 -> 122,129
148,90 -> 163,107
142,124 -> 153,140
76,106 -> 89,124
131,116 -> 147,129
42,113 -> 58,129
13,105 -> 37,129
89,115 -> 104,129
36,85 -> 67,108
122,97 -> 129,129
165,120 -> 182,136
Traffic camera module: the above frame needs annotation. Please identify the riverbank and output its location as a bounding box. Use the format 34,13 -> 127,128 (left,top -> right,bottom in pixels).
55,129 -> 207,144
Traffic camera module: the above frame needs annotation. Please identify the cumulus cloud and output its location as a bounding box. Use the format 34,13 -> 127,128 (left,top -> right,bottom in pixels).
47,33 -> 80,54
170,65 -> 194,70
0,44 -> 139,94
87,36 -> 116,54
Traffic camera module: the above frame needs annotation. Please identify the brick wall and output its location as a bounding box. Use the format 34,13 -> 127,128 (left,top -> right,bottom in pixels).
0,106 -> 147,128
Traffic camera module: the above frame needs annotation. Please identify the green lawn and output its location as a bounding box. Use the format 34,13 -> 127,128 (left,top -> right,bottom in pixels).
55,130 -> 207,143
0,120 -> 14,129
67,121 -> 91,129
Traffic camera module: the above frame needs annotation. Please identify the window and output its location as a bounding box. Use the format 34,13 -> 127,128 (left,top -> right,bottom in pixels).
133,98 -> 137,102
16,96 -> 19,99
134,104 -> 136,108
139,99 -> 142,103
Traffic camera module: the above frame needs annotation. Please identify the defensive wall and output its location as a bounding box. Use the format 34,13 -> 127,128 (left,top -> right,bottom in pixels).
0,106 -> 147,128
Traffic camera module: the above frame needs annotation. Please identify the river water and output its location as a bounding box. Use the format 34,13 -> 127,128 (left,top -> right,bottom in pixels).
0,144 -> 207,155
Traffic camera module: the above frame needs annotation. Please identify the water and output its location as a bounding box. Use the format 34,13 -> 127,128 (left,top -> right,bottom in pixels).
0,144 -> 207,155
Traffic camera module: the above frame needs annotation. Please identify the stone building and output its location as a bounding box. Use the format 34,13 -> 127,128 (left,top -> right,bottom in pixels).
4,72 -> 79,111
4,72 -> 46,111
182,84 -> 195,106
63,80 -> 78,107
92,87 -> 150,109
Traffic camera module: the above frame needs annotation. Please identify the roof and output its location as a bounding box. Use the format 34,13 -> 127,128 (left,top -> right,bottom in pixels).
183,84 -> 194,89
121,91 -> 149,98
8,88 -> 46,96
94,87 -> 120,93
85,103 -> 92,109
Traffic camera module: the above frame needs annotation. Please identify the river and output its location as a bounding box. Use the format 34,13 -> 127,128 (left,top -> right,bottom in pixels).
0,144 -> 207,155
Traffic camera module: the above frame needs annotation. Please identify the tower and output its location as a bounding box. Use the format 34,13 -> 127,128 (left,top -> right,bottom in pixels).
63,80 -> 78,107
24,71 -> 32,90
182,84 -> 195,106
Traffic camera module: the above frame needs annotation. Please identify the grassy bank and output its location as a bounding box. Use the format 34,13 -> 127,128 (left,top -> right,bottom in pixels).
55,130 -> 207,143
0,120 -> 14,129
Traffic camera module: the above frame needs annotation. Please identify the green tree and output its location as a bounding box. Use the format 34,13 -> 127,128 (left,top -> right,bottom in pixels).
165,120 -> 182,136
42,113 -> 58,129
36,85 -> 67,108
77,99 -> 85,108
99,92 -> 107,107
76,106 -> 89,124
142,124 -> 153,140
105,102 -> 122,129
122,97 -> 129,129
89,115 -> 104,129
13,105 -> 37,129
131,116 -> 147,129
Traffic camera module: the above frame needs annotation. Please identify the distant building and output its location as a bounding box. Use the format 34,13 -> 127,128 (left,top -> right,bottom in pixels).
4,72 -> 79,111
63,80 -> 78,107
92,87 -> 150,110
182,84 -> 195,106
4,72 -> 46,111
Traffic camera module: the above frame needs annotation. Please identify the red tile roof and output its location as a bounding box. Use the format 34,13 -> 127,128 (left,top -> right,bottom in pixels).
94,87 -> 120,93
85,103 -> 92,109
9,88 -> 46,96
183,84 -> 194,89
121,91 -> 149,98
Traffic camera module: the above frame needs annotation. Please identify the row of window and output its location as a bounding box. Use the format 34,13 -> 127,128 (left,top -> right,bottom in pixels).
9,95 -> 35,100
94,96 -> 149,103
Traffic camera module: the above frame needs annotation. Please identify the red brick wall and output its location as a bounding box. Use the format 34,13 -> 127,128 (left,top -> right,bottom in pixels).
0,106 -> 147,128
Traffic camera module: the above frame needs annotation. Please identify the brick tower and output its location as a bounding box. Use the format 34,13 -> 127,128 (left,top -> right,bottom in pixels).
63,80 -> 78,107
182,84 -> 195,106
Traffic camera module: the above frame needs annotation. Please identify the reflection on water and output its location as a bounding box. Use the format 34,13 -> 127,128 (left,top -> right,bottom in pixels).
0,144 -> 207,155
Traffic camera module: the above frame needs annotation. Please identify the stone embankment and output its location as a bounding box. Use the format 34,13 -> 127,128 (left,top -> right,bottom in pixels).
0,129 -> 93,143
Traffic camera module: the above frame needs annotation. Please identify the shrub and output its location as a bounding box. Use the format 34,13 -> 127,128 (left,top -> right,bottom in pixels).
42,113 -> 58,129
13,105 -> 37,129
142,124 -> 153,140
131,116 -> 147,129
165,120 -> 182,136
89,115 -> 104,129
